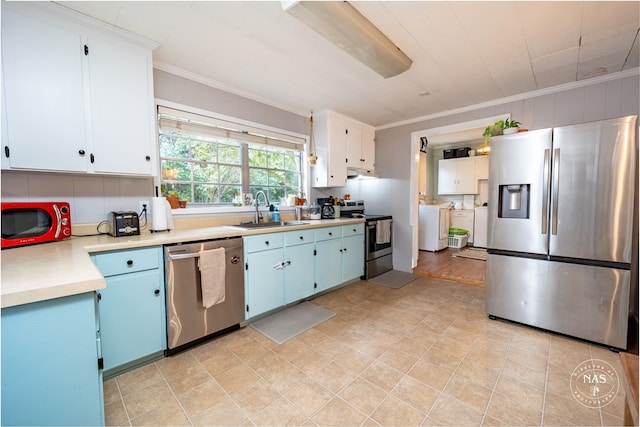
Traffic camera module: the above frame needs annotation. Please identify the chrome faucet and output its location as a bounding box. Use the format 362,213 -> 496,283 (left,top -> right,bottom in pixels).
254,191 -> 270,223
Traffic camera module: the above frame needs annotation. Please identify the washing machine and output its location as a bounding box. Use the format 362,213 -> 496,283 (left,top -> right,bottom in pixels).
418,203 -> 450,251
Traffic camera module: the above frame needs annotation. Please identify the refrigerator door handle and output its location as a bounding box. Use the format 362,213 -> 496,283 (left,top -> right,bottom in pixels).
541,148 -> 550,234
551,148 -> 560,235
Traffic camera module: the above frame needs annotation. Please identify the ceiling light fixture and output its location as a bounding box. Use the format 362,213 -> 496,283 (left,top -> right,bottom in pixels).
282,1 -> 413,78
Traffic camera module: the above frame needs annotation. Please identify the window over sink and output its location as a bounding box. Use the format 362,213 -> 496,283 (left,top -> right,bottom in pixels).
158,106 -> 305,206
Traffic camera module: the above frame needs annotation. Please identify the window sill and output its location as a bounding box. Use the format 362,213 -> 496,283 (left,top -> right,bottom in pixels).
170,205 -> 298,216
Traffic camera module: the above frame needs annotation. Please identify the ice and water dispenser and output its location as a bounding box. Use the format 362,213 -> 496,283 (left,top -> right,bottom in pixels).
498,184 -> 530,219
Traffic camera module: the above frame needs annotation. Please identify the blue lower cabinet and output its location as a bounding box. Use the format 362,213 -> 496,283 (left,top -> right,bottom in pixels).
92,247 -> 166,377
1,292 -> 104,426
315,238 -> 343,292
245,247 -> 285,318
284,242 -> 315,303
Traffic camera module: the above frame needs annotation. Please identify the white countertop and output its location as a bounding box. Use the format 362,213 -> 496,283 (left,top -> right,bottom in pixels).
1,218 -> 364,309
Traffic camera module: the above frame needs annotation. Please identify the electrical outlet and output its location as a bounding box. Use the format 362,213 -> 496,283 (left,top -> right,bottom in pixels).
138,201 -> 149,213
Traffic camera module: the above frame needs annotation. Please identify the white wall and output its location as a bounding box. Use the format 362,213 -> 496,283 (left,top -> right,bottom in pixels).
374,71 -> 640,273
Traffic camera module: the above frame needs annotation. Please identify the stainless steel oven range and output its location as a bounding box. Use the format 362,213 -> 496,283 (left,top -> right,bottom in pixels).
364,215 -> 393,279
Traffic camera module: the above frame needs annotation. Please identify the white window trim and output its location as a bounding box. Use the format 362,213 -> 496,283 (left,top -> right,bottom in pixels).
155,99 -> 311,215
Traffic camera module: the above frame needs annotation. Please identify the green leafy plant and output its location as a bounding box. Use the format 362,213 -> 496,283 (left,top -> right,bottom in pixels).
483,118 -> 521,142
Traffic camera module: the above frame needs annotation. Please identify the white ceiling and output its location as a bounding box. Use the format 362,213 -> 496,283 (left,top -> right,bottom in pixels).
57,1 -> 639,128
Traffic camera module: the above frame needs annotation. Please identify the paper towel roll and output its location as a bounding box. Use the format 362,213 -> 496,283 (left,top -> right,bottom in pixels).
151,197 -> 169,231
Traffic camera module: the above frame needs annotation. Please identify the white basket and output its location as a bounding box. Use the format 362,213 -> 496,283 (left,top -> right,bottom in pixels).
448,234 -> 468,248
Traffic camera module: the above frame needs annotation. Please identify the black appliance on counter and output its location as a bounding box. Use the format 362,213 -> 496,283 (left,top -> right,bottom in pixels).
338,201 -> 393,279
108,211 -> 140,237
317,197 -> 335,219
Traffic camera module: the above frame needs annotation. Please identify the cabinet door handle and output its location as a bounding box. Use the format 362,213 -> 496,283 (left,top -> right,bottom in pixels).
126,260 -> 133,266
90,153 -> 95,163
343,248 -> 348,252
154,289 -> 160,296
145,155 -> 151,161
78,150 -> 85,156
4,146 -> 9,158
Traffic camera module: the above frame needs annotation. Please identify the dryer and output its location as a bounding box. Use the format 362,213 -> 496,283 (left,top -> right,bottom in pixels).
418,203 -> 450,251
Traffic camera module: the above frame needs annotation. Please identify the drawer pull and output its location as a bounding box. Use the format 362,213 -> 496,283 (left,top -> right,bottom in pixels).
154,289 -> 160,296
126,260 -> 133,266
328,232 -> 333,236
299,236 -> 304,240
265,241 -> 269,246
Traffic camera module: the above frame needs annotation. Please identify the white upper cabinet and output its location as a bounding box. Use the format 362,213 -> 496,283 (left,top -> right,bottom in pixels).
87,35 -> 155,175
438,156 -> 488,195
2,8 -> 88,172
312,111 -> 348,188
312,110 -> 375,188
1,3 -> 157,176
345,123 -> 375,171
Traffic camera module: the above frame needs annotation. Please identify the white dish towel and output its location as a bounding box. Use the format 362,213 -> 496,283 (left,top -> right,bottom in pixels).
376,219 -> 392,244
198,248 -> 226,309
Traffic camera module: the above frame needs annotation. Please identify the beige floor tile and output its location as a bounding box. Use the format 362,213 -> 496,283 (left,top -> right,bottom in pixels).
273,338 -> 311,361
290,347 -> 331,376
311,335 -> 351,359
359,360 -> 405,393
337,347 -> 375,374
251,396 -> 309,426
455,358 -> 500,390
543,391 -> 602,426
214,362 -> 261,395
243,348 -> 288,377
230,338 -> 270,361
231,378 -> 282,417
485,391 -> 542,426
198,348 -> 242,377
601,411 -> 624,426
408,358 -> 454,391
428,393 -> 485,426
432,334 -> 473,357
378,346 -> 421,374
505,343 -> 549,372
164,363 -> 210,396
311,360 -> 356,393
116,363 -> 164,396
493,375 -> 545,412
154,351 -> 198,378
263,362 -> 311,395
422,346 -> 463,372
103,378 -> 121,405
500,358 -> 547,390
339,377 -> 388,416
130,397 -> 189,426
191,396 -> 250,426
443,374 -> 493,413
122,381 -> 175,419
480,414 -> 508,426
104,398 -> 128,426
371,395 -> 425,426
390,375 -> 439,414
176,379 -> 227,418
285,377 -> 335,416
311,396 -> 367,426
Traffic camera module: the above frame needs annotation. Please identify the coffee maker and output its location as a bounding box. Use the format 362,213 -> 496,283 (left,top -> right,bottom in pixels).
317,197 -> 335,219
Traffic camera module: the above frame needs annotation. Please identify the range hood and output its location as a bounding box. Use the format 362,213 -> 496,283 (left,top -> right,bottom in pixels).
347,168 -> 378,179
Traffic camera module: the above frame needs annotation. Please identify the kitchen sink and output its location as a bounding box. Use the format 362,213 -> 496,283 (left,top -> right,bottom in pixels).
229,221 -> 309,230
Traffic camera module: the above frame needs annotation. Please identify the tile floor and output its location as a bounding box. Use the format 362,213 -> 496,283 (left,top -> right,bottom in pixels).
104,277 -> 627,426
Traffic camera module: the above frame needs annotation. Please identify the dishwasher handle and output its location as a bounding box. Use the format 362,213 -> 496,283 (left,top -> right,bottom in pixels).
168,245 -> 243,260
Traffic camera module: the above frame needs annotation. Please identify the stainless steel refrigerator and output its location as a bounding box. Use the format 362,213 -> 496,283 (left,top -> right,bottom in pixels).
486,115 -> 638,349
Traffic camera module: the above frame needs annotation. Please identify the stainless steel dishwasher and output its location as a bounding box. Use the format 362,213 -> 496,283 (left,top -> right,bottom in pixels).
164,237 -> 244,355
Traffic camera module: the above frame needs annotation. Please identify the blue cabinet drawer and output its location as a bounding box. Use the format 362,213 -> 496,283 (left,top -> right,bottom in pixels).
315,226 -> 341,242
244,233 -> 284,253
342,223 -> 364,237
94,247 -> 160,277
284,229 -> 315,247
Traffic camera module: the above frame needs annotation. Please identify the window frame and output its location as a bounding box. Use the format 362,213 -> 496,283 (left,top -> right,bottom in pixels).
155,101 -> 310,215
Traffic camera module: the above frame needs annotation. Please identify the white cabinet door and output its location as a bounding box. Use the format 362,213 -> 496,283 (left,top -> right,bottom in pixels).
360,127 -> 375,170
312,111 -> 347,188
88,35 -> 155,175
346,122 -> 375,171
345,125 -> 363,169
437,159 -> 458,194
437,157 -> 477,195
2,9 -> 88,172
474,156 -> 489,181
